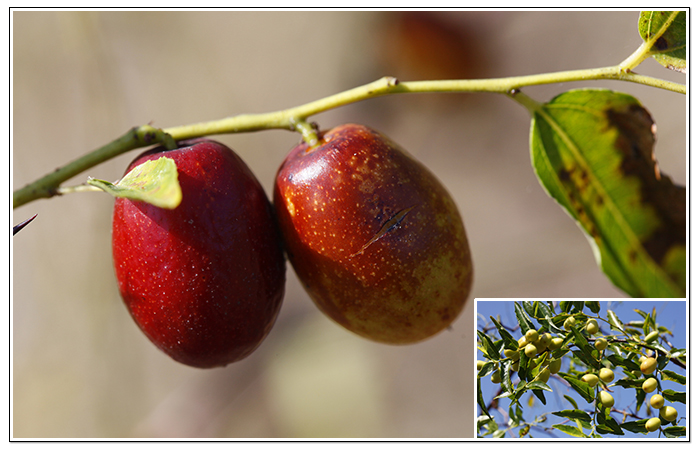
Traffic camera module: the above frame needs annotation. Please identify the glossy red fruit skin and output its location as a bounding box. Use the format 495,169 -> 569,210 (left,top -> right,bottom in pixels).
112,139 -> 285,368
274,124 -> 473,344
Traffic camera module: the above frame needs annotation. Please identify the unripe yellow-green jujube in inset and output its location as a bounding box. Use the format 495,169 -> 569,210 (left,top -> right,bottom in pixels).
645,417 -> 661,432
650,394 -> 665,409
660,406 -> 677,422
642,378 -> 658,393
640,357 -> 658,375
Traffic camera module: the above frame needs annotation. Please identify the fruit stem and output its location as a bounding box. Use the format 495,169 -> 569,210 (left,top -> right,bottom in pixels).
290,118 -> 320,147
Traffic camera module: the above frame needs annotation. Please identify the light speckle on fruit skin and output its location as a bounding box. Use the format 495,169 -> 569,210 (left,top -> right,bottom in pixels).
274,124 -> 473,344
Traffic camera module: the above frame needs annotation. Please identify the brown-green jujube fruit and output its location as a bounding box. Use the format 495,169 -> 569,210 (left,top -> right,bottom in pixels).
274,124 -> 473,344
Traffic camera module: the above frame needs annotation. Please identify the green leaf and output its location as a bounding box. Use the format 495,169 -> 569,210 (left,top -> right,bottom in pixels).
477,330 -> 501,361
528,381 -> 552,392
532,301 -> 557,325
662,426 -> 686,438
585,301 -> 601,314
639,11 -> 687,73
491,316 -> 519,350
476,414 -> 492,431
613,376 -> 642,389
571,302 -> 585,314
529,89 -> 685,297
508,403 -> 524,426
476,377 -> 491,417
660,369 -> 686,385
501,360 -> 515,394
88,156 -> 182,209
619,419 -> 649,434
635,386 -> 646,413
662,388 -> 686,404
562,374 -> 595,403
532,389 -> 547,405
606,310 -> 625,332
563,395 -> 579,410
596,414 -> 624,435
513,302 -> 536,334
553,424 -> 587,438
477,360 -> 495,378
553,409 -> 592,424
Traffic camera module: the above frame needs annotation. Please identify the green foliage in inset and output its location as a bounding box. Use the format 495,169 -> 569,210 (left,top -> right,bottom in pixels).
477,301 -> 686,439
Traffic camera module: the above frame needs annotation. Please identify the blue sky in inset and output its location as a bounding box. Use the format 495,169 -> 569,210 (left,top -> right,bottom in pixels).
475,299 -> 687,439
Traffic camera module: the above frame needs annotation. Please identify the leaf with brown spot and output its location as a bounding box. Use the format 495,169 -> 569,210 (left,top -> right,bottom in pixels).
638,11 -> 686,73
529,89 -> 685,298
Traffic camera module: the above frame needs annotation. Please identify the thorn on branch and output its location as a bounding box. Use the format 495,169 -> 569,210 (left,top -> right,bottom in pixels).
13,214 -> 38,236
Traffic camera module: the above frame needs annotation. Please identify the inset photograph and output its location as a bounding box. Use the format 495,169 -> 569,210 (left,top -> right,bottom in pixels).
475,299 -> 686,439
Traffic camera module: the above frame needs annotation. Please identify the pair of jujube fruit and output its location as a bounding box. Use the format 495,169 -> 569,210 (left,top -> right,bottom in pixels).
112,124 -> 473,368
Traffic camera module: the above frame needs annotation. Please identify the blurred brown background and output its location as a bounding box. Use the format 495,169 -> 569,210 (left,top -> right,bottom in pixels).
11,11 -> 686,438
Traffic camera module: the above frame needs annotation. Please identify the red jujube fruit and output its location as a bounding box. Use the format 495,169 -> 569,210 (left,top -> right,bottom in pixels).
274,124 -> 473,344
112,139 -> 285,368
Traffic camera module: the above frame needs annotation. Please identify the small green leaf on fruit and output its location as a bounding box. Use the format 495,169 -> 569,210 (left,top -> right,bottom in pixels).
88,157 -> 182,209
639,11 -> 686,73
529,89 -> 685,298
